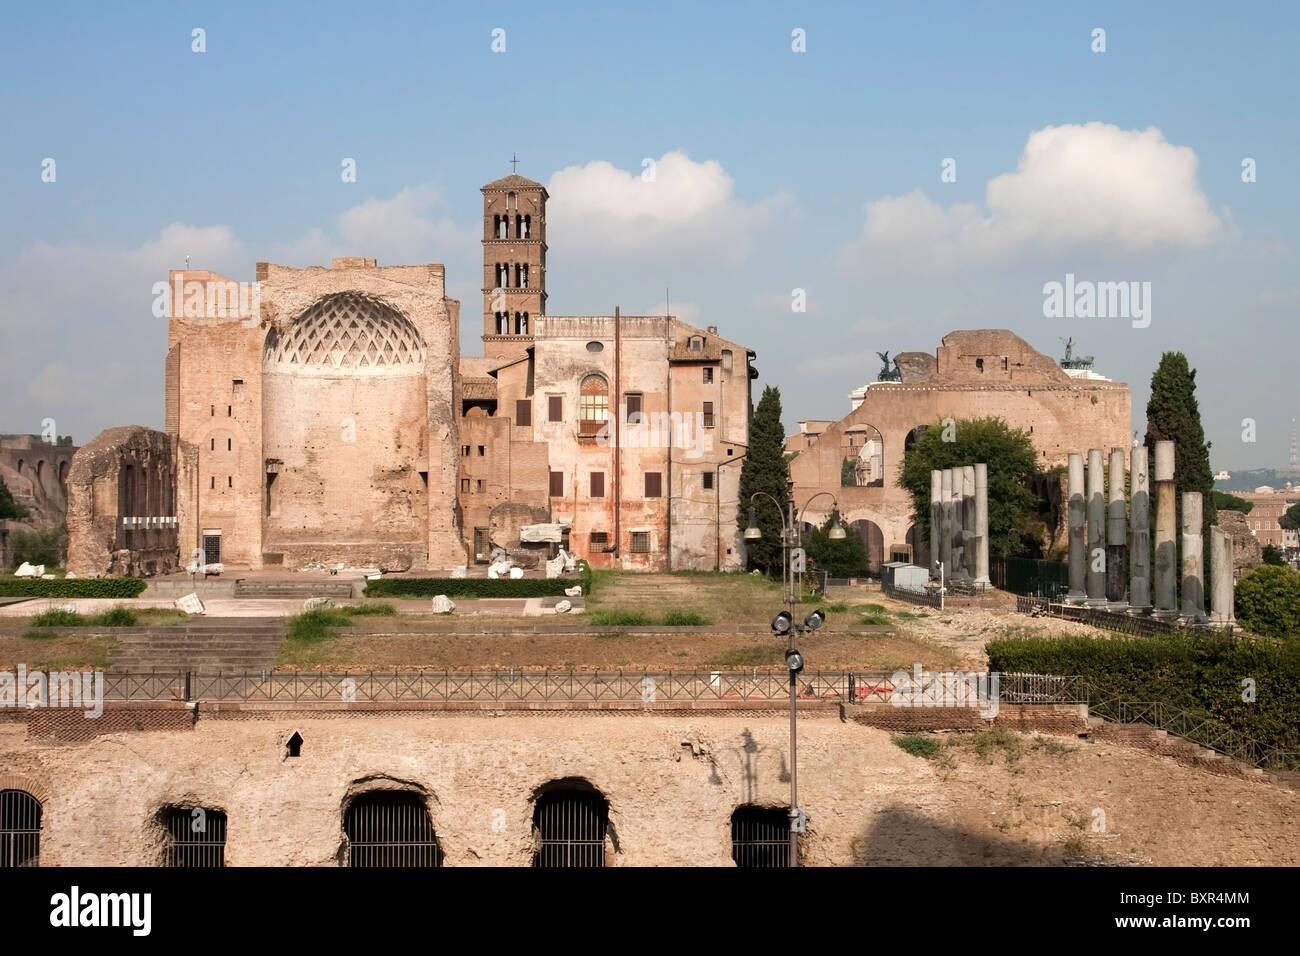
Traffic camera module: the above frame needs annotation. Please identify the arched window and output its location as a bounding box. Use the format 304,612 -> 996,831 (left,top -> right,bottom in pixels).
579,374 -> 609,437
1,790 -> 41,868
344,791 -> 442,867
160,806 -> 227,867
731,806 -> 790,867
532,782 -> 610,867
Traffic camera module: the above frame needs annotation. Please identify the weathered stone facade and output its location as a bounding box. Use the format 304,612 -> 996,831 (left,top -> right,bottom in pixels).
61,172 -> 756,574
789,330 -> 1131,570
64,426 -> 178,576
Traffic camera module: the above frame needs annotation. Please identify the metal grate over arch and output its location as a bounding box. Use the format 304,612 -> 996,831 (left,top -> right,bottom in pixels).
161,807 -> 227,867
0,790 -> 41,868
344,791 -> 442,867
533,787 -> 609,868
731,806 -> 790,868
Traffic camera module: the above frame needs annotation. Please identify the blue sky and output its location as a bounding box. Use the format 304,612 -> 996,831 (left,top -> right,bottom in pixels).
2,1 -> 1296,470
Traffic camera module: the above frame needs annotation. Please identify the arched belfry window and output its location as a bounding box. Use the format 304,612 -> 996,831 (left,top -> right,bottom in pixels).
579,374 -> 609,437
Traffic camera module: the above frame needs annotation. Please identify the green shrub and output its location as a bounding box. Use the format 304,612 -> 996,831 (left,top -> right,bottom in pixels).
29,609 -> 84,627
587,609 -> 651,627
1235,564 -> 1300,639
660,610 -> 710,626
87,607 -> 137,627
341,602 -> 397,617
0,577 -> 146,598
858,614 -> 892,626
365,577 -> 577,599
892,733 -> 941,759
987,632 -> 1300,756
286,608 -> 353,643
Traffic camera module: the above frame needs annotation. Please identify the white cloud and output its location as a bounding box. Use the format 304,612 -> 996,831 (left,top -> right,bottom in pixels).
546,151 -> 795,264
641,299 -> 701,324
839,123 -> 1223,273
794,349 -> 883,376
272,183 -> 477,267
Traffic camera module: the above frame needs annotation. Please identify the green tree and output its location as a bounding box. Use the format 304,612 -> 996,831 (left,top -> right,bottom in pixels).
0,476 -> 28,520
8,525 -> 66,570
900,416 -> 1039,558
1210,490 -> 1253,515
1145,352 -> 1217,602
804,516 -> 869,577
1235,564 -> 1300,640
1262,545 -> 1286,566
840,457 -> 856,487
1279,502 -> 1300,535
738,385 -> 789,576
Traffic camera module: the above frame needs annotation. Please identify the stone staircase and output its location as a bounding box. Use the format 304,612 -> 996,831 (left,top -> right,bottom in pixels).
108,620 -> 286,674
233,578 -> 356,600
1086,716 -> 1270,779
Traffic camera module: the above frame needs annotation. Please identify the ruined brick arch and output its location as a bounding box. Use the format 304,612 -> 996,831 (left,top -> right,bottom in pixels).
845,519 -> 885,574
0,773 -> 50,805
57,459 -> 70,499
263,291 -> 426,371
842,422 -> 885,488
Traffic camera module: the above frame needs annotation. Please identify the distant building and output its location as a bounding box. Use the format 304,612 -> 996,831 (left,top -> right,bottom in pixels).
1239,488 -> 1300,551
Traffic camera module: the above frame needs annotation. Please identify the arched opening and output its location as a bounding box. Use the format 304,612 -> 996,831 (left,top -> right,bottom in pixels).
579,374 -> 609,438
849,519 -> 885,575
158,806 -> 227,867
904,425 -> 929,452
343,791 -> 442,867
57,460 -> 69,500
532,779 -> 612,868
14,459 -> 22,477
34,461 -> 45,495
730,805 -> 790,868
0,790 -> 41,868
841,425 -> 884,487
904,523 -> 925,566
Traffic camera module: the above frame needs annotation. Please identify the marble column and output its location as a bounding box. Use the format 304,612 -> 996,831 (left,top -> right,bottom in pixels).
1106,447 -> 1127,606
961,465 -> 976,580
939,468 -> 953,578
1210,527 -> 1235,627
1067,453 -> 1086,602
1086,448 -> 1106,606
974,463 -> 990,586
1128,445 -> 1151,614
949,467 -> 966,580
1181,491 -> 1205,623
1153,440 -> 1177,620
929,470 -> 942,580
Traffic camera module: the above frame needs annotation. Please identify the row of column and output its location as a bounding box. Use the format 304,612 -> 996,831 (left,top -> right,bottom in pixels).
1064,441 -> 1234,626
928,463 -> 989,586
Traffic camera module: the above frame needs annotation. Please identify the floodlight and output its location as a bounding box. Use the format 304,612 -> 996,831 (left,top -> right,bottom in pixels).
771,611 -> 793,635
785,648 -> 804,674
803,609 -> 825,632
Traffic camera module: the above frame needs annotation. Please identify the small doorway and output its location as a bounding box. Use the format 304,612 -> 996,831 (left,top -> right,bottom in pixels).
202,533 -> 222,566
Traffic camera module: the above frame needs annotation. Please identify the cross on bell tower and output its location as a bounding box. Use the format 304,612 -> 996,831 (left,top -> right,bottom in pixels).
510,153 -> 519,173
481,166 -> 548,360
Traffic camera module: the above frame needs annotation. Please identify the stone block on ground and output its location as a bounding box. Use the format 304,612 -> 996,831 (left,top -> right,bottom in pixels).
450,566 -> 467,579
175,593 -> 205,615
554,600 -> 572,613
431,595 -> 456,614
564,585 -> 583,597
303,597 -> 334,610
509,567 -> 524,579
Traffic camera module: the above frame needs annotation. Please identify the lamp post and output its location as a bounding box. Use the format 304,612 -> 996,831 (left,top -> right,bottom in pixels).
744,490 -> 843,867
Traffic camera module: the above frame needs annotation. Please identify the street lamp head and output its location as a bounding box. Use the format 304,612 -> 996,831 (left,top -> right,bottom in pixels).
744,506 -> 762,540
803,609 -> 825,631
771,611 -> 793,636
785,648 -> 804,674
828,509 -> 846,540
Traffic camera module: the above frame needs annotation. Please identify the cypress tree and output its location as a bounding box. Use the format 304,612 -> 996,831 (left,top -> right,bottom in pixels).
738,385 -> 789,576
1145,352 -> 1216,603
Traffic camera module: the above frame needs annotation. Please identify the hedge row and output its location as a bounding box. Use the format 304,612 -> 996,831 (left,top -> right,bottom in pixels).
987,633 -> 1300,755
365,563 -> 592,600
0,576 -> 147,598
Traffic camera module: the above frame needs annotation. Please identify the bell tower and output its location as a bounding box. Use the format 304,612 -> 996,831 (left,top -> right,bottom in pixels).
482,163 -> 547,360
